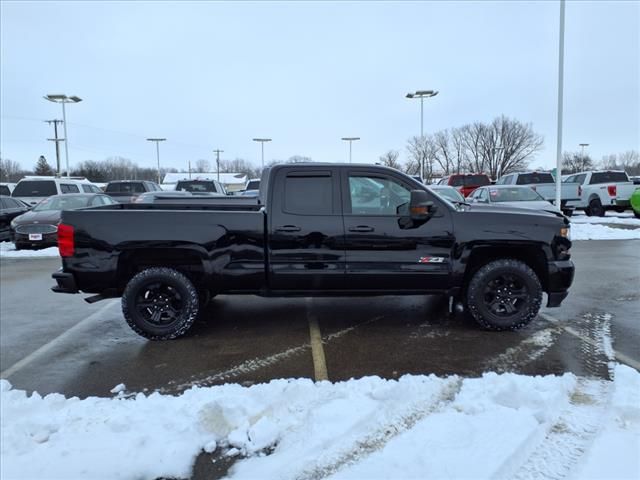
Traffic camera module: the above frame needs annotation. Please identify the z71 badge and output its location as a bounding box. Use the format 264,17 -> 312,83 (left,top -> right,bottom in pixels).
419,256 -> 446,264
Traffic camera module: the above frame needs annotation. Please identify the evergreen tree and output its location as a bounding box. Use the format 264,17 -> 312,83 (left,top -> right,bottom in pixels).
34,156 -> 55,176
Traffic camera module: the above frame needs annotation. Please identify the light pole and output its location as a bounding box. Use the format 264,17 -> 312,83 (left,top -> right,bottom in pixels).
492,146 -> 504,180
579,143 -> 589,171
252,138 -> 272,169
44,94 -> 82,177
44,119 -> 64,177
555,0 -> 566,209
213,149 -> 224,182
146,138 -> 166,184
406,90 -> 438,180
341,137 -> 360,163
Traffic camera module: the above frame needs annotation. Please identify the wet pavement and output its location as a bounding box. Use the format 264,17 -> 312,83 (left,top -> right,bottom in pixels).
1,240 -> 638,401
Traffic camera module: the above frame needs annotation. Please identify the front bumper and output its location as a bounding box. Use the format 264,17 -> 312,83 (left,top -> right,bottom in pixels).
546,259 -> 575,307
51,270 -> 79,294
13,232 -> 57,249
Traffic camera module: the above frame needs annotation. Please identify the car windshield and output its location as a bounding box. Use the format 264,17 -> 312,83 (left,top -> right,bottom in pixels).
450,175 -> 490,187
106,182 -> 145,193
489,187 -> 543,202
33,195 -> 91,212
176,181 -> 217,193
12,180 -> 57,197
515,173 -> 554,184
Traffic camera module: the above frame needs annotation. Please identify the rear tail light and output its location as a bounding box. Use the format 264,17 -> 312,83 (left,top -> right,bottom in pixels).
58,224 -> 75,257
607,185 -> 617,197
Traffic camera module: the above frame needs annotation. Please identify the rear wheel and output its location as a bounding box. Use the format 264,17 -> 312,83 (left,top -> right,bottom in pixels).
122,267 -> 199,340
466,259 -> 542,331
587,198 -> 605,217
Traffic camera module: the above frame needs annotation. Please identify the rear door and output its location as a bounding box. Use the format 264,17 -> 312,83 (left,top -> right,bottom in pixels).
341,168 -> 454,291
268,167 -> 346,290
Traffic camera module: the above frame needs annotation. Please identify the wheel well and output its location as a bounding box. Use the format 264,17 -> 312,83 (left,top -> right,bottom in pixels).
464,246 -> 548,291
117,249 -> 206,291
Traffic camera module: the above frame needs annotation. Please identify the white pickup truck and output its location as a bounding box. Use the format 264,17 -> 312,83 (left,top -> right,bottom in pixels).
495,171 -> 580,215
562,170 -> 635,216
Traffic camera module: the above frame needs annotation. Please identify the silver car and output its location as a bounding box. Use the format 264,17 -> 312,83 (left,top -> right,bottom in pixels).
468,185 -> 561,213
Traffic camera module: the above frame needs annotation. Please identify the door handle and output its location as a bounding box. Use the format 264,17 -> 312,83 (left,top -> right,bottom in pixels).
276,225 -> 301,232
348,225 -> 374,233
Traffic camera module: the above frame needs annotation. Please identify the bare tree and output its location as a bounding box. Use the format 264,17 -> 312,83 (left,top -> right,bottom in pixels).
194,159 -> 210,173
563,151 -> 594,174
490,116 -> 543,179
601,150 -> 640,175
433,130 -> 455,175
0,158 -> 23,182
287,155 -> 312,163
219,158 -> 260,178
379,150 -> 401,170
406,135 -> 438,182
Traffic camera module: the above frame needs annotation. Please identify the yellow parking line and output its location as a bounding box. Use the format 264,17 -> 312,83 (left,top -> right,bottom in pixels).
307,299 -> 329,382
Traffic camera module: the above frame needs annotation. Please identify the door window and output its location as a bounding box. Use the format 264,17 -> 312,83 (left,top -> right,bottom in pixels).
348,175 -> 411,215
60,184 -> 80,193
283,174 -> 333,215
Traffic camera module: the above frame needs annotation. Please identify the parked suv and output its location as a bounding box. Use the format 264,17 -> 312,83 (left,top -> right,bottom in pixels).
563,170 -> 635,216
104,180 -> 163,203
11,176 -> 101,206
438,173 -> 491,197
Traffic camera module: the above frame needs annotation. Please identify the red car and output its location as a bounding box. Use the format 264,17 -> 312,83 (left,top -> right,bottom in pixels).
438,173 -> 491,197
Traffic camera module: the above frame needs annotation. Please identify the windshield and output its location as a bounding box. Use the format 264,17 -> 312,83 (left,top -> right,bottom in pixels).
246,180 -> 260,190
489,187 -> 544,202
450,175 -> 490,187
33,195 -> 91,212
106,182 -> 145,193
431,188 -> 465,203
176,181 -> 217,193
12,180 -> 57,197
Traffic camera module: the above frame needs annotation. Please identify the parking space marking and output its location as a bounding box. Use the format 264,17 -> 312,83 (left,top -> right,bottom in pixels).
307,298 -> 329,382
539,312 -> 640,371
0,299 -> 119,380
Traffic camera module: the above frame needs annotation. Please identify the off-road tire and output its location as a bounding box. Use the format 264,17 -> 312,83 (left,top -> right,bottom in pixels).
122,267 -> 199,340
587,198 -> 605,217
466,259 -> 542,331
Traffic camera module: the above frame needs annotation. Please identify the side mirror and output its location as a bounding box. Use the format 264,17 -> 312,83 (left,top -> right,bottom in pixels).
409,190 -> 437,221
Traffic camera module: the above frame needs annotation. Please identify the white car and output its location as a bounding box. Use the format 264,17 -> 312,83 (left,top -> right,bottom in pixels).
563,170 -> 635,216
11,176 -> 102,206
468,185 -> 561,214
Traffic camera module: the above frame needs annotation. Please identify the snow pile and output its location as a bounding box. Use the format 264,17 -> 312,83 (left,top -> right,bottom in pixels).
571,223 -> 640,240
2,366 -> 639,480
572,215 -> 640,226
0,242 -> 59,258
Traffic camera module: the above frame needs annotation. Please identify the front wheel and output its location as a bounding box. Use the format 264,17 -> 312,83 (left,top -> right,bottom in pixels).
122,267 -> 199,340
587,199 -> 605,217
466,259 -> 542,331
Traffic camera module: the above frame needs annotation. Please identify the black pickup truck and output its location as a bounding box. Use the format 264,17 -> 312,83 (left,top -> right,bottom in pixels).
52,164 -> 574,340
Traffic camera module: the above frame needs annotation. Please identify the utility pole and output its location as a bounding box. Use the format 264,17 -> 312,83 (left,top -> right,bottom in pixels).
188,160 -> 192,179
146,138 -> 166,184
213,149 -> 224,182
45,119 -> 64,177
554,0 -> 566,209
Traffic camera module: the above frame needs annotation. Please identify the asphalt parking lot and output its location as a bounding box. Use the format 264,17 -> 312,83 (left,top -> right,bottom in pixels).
1,240 -> 638,400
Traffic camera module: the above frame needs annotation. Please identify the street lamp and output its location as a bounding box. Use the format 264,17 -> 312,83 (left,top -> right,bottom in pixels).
146,138 -> 166,184
44,94 -> 82,177
252,138 -> 272,169
492,146 -> 504,180
341,137 -> 360,163
406,90 -> 438,179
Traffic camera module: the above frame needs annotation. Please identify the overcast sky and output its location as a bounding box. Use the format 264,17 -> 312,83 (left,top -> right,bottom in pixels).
1,1 -> 638,173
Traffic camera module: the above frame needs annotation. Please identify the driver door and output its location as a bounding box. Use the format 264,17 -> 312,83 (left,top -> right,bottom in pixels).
341,169 -> 454,291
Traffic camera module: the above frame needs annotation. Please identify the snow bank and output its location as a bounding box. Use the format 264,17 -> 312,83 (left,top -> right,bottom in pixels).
0,242 -> 59,258
571,215 -> 640,226
571,223 -> 640,240
2,366 -> 638,480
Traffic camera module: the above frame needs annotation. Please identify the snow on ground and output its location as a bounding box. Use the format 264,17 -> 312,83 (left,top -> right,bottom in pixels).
0,242 -> 59,258
571,215 -> 640,226
571,223 -> 640,240
1,365 -> 638,480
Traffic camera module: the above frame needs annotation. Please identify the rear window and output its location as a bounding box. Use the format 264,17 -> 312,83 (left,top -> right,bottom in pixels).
175,180 -> 217,193
0,185 -> 10,196
246,180 -> 260,190
12,180 -> 57,197
450,175 -> 490,187
589,172 -> 629,184
284,174 -> 333,215
105,182 -> 145,193
515,173 -> 554,185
